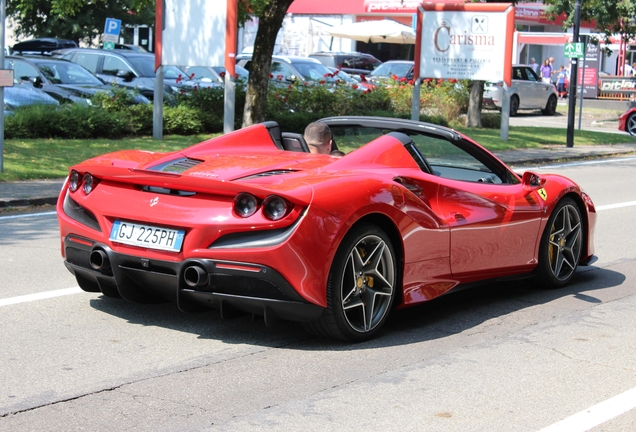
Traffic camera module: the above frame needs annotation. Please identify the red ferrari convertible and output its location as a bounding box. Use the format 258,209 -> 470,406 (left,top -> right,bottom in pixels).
57,117 -> 596,341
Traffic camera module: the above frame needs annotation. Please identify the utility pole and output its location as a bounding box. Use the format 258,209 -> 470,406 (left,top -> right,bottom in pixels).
566,0 -> 582,147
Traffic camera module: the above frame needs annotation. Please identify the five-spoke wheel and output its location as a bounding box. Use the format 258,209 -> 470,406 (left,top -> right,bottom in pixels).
627,113 -> 636,136
536,198 -> 583,288
304,224 -> 396,341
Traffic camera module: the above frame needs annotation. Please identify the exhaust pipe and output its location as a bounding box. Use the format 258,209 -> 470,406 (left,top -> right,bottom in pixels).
90,249 -> 111,272
184,265 -> 209,288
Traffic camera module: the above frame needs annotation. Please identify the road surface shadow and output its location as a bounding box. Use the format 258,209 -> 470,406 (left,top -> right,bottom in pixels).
87,265 -> 627,350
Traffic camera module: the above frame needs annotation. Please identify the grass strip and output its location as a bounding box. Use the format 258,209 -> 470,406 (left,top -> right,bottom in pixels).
2,127 -> 635,181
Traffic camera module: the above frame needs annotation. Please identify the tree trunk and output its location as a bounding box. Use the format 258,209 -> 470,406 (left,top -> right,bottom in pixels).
465,80 -> 485,128
242,0 -> 295,127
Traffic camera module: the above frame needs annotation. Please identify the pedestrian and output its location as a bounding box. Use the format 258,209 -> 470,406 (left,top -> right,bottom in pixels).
549,56 -> 558,86
556,65 -> 568,99
632,62 -> 636,76
529,57 -> 539,74
540,59 -> 552,84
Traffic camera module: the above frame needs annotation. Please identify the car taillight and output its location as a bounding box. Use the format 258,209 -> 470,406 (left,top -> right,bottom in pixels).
82,173 -> 95,195
69,170 -> 81,192
262,196 -> 290,221
234,193 -> 259,218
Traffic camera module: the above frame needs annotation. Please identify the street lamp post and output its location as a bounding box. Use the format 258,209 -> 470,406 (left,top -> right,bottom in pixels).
566,0 -> 582,148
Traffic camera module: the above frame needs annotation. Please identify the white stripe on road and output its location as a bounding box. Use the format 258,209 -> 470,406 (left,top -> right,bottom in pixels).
538,386 -> 636,432
0,287 -> 83,307
0,211 -> 56,221
529,156 -> 636,170
596,200 -> 636,211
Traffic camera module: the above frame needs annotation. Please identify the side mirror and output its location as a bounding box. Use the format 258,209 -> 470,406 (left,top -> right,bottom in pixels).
522,171 -> 546,189
287,75 -> 297,82
30,76 -> 44,88
116,70 -> 135,82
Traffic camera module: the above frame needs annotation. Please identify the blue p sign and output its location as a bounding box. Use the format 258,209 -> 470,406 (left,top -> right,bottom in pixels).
104,18 -> 122,36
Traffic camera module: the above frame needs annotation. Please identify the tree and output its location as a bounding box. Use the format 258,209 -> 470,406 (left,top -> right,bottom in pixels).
7,0 -> 154,45
543,0 -> 636,49
240,0 -> 295,127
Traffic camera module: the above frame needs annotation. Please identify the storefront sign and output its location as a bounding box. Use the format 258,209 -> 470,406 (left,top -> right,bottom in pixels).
417,4 -> 514,85
599,77 -> 636,94
577,38 -> 599,99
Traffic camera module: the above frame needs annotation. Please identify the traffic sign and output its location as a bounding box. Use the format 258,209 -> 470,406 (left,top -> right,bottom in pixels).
103,41 -> 116,50
564,42 -> 584,58
104,18 -> 122,37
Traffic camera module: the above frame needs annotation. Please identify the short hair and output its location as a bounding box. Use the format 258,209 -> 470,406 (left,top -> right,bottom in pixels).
304,122 -> 331,146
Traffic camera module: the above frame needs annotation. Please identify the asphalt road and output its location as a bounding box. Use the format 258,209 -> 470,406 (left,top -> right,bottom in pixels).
1,156 -> 636,431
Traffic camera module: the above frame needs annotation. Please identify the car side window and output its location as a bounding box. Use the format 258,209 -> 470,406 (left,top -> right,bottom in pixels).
74,53 -> 100,74
513,68 -> 525,81
6,59 -> 39,82
103,56 -> 132,76
411,134 -> 505,184
525,67 -> 539,82
270,62 -> 294,81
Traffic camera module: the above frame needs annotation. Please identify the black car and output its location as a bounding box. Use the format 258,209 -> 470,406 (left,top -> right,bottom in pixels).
5,56 -> 150,105
12,38 -> 77,55
308,51 -> 382,76
55,48 -> 220,100
237,54 -> 341,84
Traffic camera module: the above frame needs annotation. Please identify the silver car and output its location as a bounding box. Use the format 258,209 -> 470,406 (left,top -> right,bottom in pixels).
484,65 -> 558,116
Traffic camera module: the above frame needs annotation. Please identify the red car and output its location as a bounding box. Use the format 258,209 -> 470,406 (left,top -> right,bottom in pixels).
57,117 -> 596,341
618,107 -> 636,136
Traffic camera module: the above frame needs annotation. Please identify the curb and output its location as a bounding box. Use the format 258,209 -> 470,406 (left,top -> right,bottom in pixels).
0,197 -> 58,208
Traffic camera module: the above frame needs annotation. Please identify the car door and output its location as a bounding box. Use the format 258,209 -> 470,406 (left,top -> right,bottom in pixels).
524,66 -> 551,108
410,134 -> 544,277
512,66 -> 533,109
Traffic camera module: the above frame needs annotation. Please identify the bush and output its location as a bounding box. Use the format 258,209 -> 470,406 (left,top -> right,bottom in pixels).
5,104 -> 129,139
163,105 -> 204,135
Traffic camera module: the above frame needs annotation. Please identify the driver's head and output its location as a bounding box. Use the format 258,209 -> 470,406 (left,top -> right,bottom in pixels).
304,122 -> 332,154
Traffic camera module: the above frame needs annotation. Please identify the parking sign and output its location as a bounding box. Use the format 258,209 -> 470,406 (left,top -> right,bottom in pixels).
104,18 -> 122,37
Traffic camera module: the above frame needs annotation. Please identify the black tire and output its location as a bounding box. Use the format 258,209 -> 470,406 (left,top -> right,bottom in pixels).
303,223 -> 396,342
542,94 -> 557,115
509,95 -> 519,116
627,113 -> 636,136
535,198 -> 583,288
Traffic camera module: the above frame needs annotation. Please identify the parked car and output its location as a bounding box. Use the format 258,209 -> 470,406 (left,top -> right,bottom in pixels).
57,116 -> 596,341
4,78 -> 59,115
237,54 -> 344,85
5,55 -> 150,105
99,43 -> 148,52
178,65 -> 249,84
483,65 -> 558,116
308,51 -> 382,76
618,107 -> 636,136
53,48 -> 219,101
12,38 -> 77,55
366,60 -> 414,82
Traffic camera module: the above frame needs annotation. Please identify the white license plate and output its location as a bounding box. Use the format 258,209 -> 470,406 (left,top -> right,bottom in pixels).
109,221 -> 185,252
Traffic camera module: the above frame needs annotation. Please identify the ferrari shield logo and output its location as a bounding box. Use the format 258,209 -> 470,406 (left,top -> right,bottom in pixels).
537,188 -> 547,201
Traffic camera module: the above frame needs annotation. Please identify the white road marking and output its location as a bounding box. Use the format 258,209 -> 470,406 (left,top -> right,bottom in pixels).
0,211 -> 56,221
538,386 -> 636,432
0,287 -> 83,307
526,156 -> 636,170
596,200 -> 636,211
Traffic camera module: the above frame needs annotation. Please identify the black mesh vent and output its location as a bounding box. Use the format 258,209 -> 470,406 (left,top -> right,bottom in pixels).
148,157 -> 203,173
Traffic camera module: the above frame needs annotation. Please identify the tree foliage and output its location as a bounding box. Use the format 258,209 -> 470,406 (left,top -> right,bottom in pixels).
7,0 -> 154,45
543,0 -> 636,46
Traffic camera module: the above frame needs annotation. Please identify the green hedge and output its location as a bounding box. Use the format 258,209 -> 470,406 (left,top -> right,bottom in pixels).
4,80 -> 460,139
